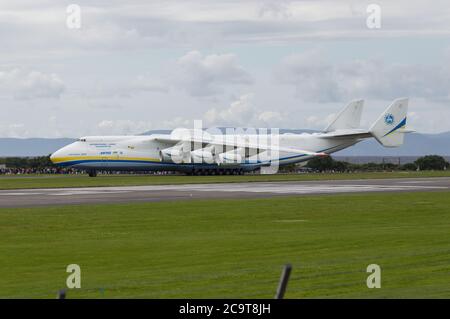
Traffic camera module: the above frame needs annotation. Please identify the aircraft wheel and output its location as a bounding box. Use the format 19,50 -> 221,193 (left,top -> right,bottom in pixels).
88,170 -> 97,177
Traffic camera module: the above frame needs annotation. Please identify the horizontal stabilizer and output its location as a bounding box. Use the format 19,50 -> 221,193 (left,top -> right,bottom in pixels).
320,129 -> 372,140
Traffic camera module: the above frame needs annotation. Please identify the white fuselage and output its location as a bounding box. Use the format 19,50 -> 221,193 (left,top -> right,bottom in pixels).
50,132 -> 360,173
50,98 -> 410,174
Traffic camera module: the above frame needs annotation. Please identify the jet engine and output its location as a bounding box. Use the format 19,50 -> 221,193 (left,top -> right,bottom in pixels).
190,145 -> 216,164
217,148 -> 245,165
159,144 -> 190,163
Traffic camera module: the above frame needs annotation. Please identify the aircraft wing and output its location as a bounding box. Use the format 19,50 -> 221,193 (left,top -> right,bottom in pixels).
152,135 -> 327,157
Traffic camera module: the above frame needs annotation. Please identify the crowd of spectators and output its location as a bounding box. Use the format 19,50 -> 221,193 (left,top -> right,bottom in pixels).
0,167 -> 79,175
0,167 -> 177,175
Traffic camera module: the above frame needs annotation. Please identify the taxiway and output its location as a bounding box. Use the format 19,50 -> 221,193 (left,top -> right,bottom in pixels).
0,177 -> 449,208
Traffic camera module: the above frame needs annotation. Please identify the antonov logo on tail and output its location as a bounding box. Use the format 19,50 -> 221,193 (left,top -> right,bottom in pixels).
384,113 -> 395,125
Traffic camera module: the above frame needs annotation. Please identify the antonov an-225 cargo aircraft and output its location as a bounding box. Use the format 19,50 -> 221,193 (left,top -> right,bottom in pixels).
50,98 -> 411,177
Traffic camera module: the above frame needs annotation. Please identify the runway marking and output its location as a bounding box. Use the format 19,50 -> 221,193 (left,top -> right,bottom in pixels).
51,190 -> 129,196
0,183 -> 447,197
0,192 -> 44,196
136,183 -> 447,195
399,180 -> 438,184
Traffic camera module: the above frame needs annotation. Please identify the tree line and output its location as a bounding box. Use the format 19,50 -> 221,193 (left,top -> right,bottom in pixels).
0,156 -> 53,169
1,154 -> 448,172
304,155 -> 449,172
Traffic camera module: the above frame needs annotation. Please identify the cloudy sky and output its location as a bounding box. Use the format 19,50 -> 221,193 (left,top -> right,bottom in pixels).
1,0 -> 450,137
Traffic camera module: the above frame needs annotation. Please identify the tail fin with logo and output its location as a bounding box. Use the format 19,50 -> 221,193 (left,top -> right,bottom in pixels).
369,98 -> 410,147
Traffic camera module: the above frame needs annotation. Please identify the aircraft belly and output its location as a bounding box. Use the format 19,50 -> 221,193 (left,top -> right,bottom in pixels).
74,161 -> 181,171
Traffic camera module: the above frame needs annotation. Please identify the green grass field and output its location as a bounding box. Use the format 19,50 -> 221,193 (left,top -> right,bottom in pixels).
1,191 -> 449,298
1,170 -> 449,190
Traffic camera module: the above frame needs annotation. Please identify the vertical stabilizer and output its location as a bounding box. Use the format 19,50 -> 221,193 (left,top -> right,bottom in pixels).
324,100 -> 364,132
369,98 -> 409,147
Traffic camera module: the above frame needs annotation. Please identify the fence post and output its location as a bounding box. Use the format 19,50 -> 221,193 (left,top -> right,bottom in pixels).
57,289 -> 66,299
275,264 -> 292,299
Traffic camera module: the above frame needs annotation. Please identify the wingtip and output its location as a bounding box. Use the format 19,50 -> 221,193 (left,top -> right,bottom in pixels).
316,152 -> 329,157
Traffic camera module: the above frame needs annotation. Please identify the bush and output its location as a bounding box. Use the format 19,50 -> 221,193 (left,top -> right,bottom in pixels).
414,155 -> 449,170
401,163 -> 417,171
306,156 -> 349,172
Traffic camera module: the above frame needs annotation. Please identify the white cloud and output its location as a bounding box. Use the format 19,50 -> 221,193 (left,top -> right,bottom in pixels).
0,123 -> 30,138
204,93 -> 254,126
83,75 -> 168,99
131,76 -> 168,94
96,119 -> 152,135
306,113 -> 337,129
162,117 -> 192,129
276,51 -> 450,103
204,93 -> 284,127
1,1 -> 450,138
0,68 -> 65,99
175,50 -> 252,96
3,0 -> 450,60
258,111 -> 283,124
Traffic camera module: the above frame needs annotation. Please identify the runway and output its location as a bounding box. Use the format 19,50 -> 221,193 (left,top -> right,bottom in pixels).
1,177 -> 449,208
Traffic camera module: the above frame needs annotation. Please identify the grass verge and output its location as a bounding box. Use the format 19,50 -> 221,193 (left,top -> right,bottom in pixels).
1,191 -> 449,298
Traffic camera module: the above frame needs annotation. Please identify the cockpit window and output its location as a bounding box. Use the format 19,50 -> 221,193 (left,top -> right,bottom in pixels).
77,138 -> 87,142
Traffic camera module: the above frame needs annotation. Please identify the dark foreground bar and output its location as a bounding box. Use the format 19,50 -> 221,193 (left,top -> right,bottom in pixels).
1,299 -> 445,317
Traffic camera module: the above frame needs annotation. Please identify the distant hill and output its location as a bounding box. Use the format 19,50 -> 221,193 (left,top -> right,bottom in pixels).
337,132 -> 450,156
141,129 -> 172,135
1,131 -> 449,157
0,138 -> 76,157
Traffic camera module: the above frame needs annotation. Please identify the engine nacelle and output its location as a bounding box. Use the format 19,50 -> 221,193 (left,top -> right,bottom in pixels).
191,149 -> 215,164
218,148 -> 244,165
190,145 -> 217,164
160,145 -> 188,164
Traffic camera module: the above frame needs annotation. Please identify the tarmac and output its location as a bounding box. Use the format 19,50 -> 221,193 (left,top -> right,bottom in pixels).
1,177 -> 449,208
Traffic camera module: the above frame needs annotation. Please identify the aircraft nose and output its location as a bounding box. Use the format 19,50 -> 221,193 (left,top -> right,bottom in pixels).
50,149 -> 63,164
50,152 -> 57,164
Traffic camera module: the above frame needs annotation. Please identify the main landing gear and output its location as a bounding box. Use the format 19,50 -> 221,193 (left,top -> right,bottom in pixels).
87,170 -> 97,177
189,169 -> 244,176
